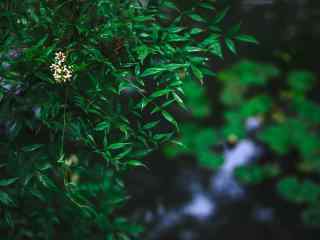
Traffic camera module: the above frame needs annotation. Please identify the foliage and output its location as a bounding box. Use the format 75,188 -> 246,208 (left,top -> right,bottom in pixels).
235,164 -> 280,185
164,123 -> 224,168
0,0 -> 252,239
165,59 -> 320,226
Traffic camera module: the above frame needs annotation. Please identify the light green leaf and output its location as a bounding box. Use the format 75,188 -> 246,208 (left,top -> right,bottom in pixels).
190,28 -> 204,35
108,143 -> 131,150
95,121 -> 110,131
126,160 -> 147,168
188,14 -> 206,22
162,111 -> 178,129
191,65 -> 204,84
235,34 -> 259,44
209,40 -> 223,58
140,67 -> 164,77
225,38 -> 237,54
136,45 -> 150,63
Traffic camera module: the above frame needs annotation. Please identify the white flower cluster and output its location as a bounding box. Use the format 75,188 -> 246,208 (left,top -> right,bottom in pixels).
50,51 -> 73,83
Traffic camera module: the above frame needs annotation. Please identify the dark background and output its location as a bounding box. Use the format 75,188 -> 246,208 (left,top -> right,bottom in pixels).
225,0 -> 320,71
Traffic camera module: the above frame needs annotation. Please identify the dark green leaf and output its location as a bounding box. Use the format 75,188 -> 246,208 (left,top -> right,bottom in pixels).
0,178 -> 19,187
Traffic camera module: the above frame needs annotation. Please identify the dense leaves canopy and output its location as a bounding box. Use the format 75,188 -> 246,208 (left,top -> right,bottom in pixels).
0,0 -> 253,239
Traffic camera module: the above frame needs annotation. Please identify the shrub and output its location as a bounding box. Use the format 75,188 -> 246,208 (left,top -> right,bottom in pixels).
0,0 -> 252,239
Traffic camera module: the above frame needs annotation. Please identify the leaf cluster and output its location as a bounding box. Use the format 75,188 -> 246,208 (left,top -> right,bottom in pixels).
0,0 -> 250,238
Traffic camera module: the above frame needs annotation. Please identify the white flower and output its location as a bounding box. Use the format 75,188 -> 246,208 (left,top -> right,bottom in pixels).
50,51 -> 73,83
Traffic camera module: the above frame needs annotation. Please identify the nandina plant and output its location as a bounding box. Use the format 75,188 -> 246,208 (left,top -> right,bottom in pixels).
0,0 -> 254,239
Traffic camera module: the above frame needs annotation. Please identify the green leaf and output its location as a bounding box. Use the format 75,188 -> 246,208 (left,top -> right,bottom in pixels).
153,132 -> 174,141
167,26 -> 186,33
136,97 -> 151,110
29,8 -> 39,23
235,34 -> 259,44
108,143 -> 131,150
95,121 -> 110,131
227,23 -> 242,37
209,40 -> 223,58
191,65 -> 204,84
114,147 -> 132,161
201,34 -> 221,46
184,46 -> 204,53
199,2 -> 215,10
188,14 -> 206,22
4,210 -> 14,228
170,140 -> 187,149
141,64 -> 187,77
0,191 -> 14,206
143,121 -> 160,130
213,7 -> 230,24
225,38 -> 237,54
172,92 -> 185,107
140,67 -> 164,77
0,178 -> 19,187
162,111 -> 178,129
201,67 -> 216,77
136,45 -> 150,63
22,144 -> 43,152
165,63 -> 189,71
150,89 -> 171,99
126,160 -> 147,168
190,28 -> 204,35
38,174 -> 57,190
163,1 -> 179,10
167,33 -> 189,42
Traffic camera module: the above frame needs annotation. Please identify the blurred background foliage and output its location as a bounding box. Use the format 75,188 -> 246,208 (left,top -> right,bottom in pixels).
164,60 -> 320,226
160,0 -> 320,230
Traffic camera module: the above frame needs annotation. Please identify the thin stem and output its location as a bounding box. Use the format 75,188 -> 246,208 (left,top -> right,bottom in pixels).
60,86 -> 69,156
